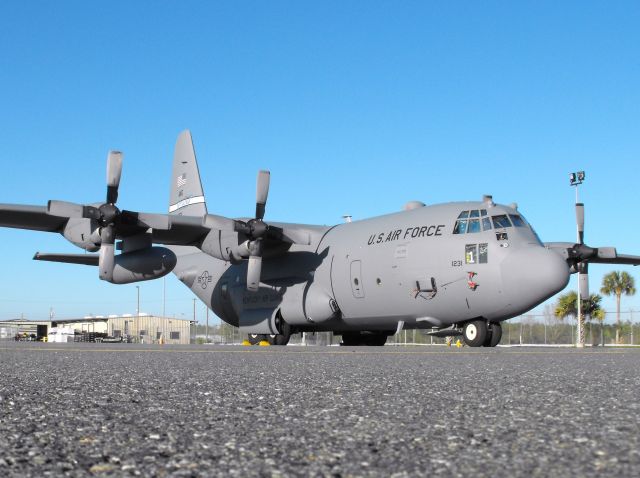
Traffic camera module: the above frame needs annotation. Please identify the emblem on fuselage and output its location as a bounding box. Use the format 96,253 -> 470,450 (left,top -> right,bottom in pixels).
197,271 -> 212,289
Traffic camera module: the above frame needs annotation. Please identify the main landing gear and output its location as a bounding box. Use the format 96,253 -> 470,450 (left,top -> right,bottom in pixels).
340,332 -> 390,346
247,319 -> 292,346
462,320 -> 502,347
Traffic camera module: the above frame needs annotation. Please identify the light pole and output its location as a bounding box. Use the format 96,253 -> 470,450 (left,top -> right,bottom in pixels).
205,305 -> 209,344
136,285 -> 140,340
570,170 -> 586,347
192,298 -> 197,344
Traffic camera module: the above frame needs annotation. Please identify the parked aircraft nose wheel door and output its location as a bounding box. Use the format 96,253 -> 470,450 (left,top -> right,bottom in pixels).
463,320 -> 488,347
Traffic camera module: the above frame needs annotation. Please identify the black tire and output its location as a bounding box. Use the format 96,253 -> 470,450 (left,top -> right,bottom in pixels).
268,316 -> 292,346
340,333 -> 362,346
486,323 -> 502,347
247,333 -> 265,345
463,320 -> 488,347
363,334 -> 388,346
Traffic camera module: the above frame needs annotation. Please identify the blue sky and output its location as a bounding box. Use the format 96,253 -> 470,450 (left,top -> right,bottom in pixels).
1,1 -> 639,324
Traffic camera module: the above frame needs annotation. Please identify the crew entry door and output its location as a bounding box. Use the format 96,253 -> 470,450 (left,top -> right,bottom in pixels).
350,260 -> 365,298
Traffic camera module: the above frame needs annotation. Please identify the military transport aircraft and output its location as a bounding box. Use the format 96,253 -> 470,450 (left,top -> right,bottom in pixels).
1,131 -> 639,346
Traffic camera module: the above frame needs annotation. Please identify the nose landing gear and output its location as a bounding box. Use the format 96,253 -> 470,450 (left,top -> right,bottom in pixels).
462,320 -> 502,347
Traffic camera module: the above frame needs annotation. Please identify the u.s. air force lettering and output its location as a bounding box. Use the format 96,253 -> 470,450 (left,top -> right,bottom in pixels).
367,224 -> 445,245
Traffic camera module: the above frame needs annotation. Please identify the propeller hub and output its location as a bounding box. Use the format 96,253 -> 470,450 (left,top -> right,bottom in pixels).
99,203 -> 120,225
569,243 -> 597,262
247,219 -> 268,239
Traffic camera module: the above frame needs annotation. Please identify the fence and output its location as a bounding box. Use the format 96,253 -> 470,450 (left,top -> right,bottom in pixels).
196,318 -> 640,346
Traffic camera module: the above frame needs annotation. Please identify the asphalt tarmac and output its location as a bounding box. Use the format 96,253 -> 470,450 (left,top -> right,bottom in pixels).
1,343 -> 639,477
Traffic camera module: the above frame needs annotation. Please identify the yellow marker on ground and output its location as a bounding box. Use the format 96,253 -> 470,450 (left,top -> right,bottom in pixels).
242,340 -> 251,346
258,340 -> 270,346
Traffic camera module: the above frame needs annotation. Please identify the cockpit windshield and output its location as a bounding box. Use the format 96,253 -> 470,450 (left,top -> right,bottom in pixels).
453,209 -> 491,234
453,210 -> 533,236
509,214 -> 526,227
492,214 -> 512,229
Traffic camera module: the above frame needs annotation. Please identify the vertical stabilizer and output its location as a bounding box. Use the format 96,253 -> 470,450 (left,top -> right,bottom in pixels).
169,130 -> 207,216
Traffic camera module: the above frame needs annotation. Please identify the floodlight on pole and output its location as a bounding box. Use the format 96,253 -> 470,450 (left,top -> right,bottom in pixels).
569,170 -> 586,347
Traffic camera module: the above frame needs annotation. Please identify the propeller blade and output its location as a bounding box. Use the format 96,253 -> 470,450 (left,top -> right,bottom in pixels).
255,170 -> 270,220
47,200 -> 85,218
575,203 -> 585,244
203,214 -> 237,231
247,255 -> 262,291
596,247 -> 617,259
98,225 -> 116,282
578,262 -> 589,303
106,151 -> 123,204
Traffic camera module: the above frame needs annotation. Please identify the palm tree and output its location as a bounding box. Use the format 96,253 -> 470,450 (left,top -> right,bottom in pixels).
601,271 -> 636,344
554,292 -> 606,345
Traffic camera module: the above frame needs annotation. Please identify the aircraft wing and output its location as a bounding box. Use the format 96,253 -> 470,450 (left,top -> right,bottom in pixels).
0,204 -> 68,232
152,215 -> 209,245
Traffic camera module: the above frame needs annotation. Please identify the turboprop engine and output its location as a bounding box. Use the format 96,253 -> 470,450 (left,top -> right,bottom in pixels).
34,246 -> 177,285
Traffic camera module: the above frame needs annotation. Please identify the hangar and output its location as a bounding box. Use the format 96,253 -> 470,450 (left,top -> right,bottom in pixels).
0,315 -> 192,344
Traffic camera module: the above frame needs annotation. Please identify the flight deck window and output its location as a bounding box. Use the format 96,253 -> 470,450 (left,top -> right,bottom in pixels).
469,210 -> 480,218
468,219 -> 481,233
457,211 -> 470,219
480,209 -> 487,216
453,220 -> 468,234
482,217 -> 492,231
492,215 -> 512,229
509,214 -> 526,227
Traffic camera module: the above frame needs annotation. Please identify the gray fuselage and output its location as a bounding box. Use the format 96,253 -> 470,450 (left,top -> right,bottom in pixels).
173,200 -> 569,335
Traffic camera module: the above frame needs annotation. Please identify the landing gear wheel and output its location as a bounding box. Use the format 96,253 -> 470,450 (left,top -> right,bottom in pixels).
463,320 -> 488,347
484,323 -> 502,347
267,315 -> 292,345
247,333 -> 264,345
340,333 -> 360,346
341,332 -> 389,346
363,334 -> 388,346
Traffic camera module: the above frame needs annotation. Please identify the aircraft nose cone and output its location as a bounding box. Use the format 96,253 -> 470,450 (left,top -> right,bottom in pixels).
501,246 -> 570,312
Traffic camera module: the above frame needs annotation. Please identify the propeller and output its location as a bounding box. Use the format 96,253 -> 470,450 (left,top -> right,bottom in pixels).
46,151 -> 170,282
567,202 -> 621,317
237,170 -> 270,291
202,170 -> 310,291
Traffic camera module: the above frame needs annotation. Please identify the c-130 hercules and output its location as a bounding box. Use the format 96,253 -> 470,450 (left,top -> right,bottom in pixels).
1,131 -> 639,346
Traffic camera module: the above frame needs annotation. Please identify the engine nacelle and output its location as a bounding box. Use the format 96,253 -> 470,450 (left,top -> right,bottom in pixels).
200,229 -> 238,262
62,218 -> 100,252
109,247 -> 177,284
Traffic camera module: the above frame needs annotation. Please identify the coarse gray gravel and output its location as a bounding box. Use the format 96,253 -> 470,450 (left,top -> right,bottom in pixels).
1,343 -> 639,477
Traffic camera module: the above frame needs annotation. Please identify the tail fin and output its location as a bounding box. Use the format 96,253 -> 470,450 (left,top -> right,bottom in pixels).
168,130 -> 207,216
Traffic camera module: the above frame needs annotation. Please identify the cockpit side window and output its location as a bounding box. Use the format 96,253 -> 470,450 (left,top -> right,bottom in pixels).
482,217 -> 492,231
453,220 -> 468,234
457,211 -> 469,219
492,214 -> 512,229
509,214 -> 526,227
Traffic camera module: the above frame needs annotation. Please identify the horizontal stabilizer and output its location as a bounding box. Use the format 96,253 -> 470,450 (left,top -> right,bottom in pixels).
33,252 -> 99,266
